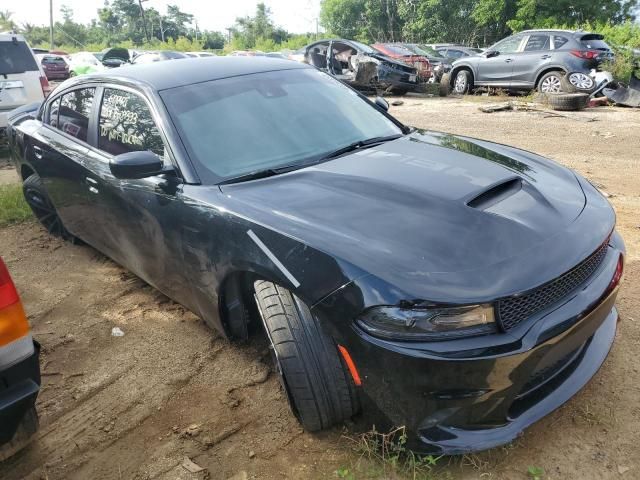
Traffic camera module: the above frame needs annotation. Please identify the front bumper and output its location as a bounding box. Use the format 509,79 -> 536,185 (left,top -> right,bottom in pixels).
0,340 -> 41,446
330,237 -> 623,454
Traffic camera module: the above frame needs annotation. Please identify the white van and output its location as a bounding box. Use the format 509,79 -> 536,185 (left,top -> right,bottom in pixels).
0,33 -> 50,132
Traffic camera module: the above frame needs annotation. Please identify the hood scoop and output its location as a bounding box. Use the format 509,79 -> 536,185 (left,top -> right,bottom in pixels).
467,177 -> 523,210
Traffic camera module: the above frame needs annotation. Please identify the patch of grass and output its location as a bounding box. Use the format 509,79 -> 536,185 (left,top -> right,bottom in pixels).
527,465 -> 545,480
0,183 -> 32,226
337,426 -> 448,480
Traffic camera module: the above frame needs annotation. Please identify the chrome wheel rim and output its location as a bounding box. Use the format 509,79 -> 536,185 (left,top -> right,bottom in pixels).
454,72 -> 467,93
541,75 -> 562,93
569,72 -> 594,90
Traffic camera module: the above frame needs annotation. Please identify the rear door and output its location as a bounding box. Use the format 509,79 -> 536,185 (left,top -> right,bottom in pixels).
477,35 -> 525,86
511,33 -> 552,87
28,87 -> 96,236
0,39 -> 45,128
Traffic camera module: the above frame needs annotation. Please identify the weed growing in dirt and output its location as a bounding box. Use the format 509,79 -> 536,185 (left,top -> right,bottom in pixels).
336,426 -> 446,479
528,465 -> 545,479
0,184 -> 32,226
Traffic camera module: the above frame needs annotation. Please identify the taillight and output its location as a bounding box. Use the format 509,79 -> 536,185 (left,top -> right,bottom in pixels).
0,257 -> 30,347
39,75 -> 51,97
606,255 -> 624,295
570,49 -> 599,60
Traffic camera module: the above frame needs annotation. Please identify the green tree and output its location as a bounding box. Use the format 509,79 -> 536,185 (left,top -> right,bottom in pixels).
0,9 -> 16,31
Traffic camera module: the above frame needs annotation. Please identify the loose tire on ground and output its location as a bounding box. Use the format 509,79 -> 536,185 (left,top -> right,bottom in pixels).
23,173 -> 74,241
439,73 -> 451,97
254,280 -> 358,432
561,72 -> 596,94
0,406 -> 39,462
546,92 -> 590,111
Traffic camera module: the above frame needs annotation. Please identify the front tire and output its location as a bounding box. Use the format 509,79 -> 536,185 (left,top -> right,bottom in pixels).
254,280 -> 358,431
453,70 -> 473,94
23,173 -> 73,240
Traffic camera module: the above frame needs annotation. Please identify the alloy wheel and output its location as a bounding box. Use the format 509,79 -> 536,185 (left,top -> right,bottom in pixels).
454,72 -> 467,93
24,188 -> 66,237
541,75 -> 562,93
568,72 -> 595,90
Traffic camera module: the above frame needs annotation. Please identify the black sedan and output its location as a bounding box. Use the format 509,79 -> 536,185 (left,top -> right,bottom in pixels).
6,57 -> 624,454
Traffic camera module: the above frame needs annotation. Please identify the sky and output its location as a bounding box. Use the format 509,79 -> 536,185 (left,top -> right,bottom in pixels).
8,0 -> 322,34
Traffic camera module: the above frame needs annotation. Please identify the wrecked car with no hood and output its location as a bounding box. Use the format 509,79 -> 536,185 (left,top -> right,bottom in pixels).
6,57 -> 625,454
301,39 -> 420,94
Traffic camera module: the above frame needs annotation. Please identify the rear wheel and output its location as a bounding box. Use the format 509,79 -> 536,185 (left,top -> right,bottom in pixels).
538,71 -> 564,93
453,70 -> 472,94
561,72 -> 596,93
254,280 -> 358,431
23,173 -> 73,240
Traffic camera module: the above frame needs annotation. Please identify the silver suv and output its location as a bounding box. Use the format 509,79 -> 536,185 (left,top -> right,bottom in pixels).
0,33 -> 49,133
449,29 -> 613,94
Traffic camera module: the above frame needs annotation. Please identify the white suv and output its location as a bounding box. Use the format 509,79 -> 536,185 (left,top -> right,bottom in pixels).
0,33 -> 51,133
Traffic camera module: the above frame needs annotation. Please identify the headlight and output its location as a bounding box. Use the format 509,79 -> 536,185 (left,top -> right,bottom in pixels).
357,304 -> 497,341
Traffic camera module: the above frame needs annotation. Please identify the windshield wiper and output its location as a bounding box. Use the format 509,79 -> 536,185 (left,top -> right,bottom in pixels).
219,134 -> 403,185
320,134 -> 403,161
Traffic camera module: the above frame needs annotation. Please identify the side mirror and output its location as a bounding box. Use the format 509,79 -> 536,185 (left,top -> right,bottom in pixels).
485,50 -> 499,58
110,150 -> 167,179
375,96 -> 389,111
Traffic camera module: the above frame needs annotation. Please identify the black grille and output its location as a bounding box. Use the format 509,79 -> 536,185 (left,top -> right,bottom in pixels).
497,242 -> 609,331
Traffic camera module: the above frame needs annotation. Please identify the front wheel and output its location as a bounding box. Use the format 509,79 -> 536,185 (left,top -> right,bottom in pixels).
254,280 -> 359,431
453,70 -> 473,94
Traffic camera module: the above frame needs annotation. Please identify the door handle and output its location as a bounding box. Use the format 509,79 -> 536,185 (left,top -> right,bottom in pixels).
541,54 -> 552,59
86,177 -> 99,194
504,58 -> 513,63
32,145 -> 43,159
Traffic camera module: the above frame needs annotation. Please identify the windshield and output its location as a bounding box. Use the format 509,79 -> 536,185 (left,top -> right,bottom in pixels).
161,68 -> 402,183
413,45 -> 445,58
349,40 -> 376,54
378,44 -> 415,56
0,41 -> 39,75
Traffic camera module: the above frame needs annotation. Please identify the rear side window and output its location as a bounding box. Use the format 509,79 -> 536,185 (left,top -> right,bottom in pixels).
0,41 -> 39,75
98,89 -> 165,157
553,36 -> 569,49
524,35 -> 550,51
47,98 -> 61,128
445,49 -> 464,59
57,88 -> 95,142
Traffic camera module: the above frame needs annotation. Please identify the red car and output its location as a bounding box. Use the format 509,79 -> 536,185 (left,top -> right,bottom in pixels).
372,43 -> 432,81
39,55 -> 70,81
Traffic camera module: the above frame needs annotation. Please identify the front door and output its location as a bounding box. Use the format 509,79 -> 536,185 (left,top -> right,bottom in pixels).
79,87 -> 190,302
478,35 -> 525,86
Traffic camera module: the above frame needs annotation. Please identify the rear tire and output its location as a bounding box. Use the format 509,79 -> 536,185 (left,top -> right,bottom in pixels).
254,280 -> 358,432
23,173 -> 74,241
538,71 -> 564,93
439,73 -> 451,97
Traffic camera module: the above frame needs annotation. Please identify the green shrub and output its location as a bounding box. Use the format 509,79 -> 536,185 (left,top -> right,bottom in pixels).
0,184 -> 32,227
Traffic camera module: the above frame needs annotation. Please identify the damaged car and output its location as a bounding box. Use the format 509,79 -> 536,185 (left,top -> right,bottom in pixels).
302,39 -> 419,94
7,57 -> 625,454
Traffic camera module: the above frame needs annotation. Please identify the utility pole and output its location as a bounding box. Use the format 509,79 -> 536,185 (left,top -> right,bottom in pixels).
159,16 -> 166,42
226,27 -> 232,43
194,19 -> 198,41
138,0 -> 149,42
315,18 -> 319,40
49,0 -> 54,49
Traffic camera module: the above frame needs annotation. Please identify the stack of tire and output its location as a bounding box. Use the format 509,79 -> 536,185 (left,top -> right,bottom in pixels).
543,72 -> 596,111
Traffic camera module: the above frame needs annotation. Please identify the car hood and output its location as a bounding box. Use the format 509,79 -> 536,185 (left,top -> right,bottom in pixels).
221,132 -> 601,299
101,47 -> 130,62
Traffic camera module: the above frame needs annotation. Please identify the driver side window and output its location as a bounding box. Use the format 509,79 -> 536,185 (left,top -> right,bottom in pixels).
493,35 -> 524,54
97,88 -> 166,159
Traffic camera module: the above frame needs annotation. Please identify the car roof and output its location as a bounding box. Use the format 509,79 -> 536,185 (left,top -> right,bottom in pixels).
0,32 -> 27,42
518,29 -> 577,34
78,56 -> 310,91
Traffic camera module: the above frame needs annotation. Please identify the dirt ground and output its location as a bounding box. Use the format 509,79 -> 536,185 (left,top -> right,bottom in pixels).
0,96 -> 639,480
